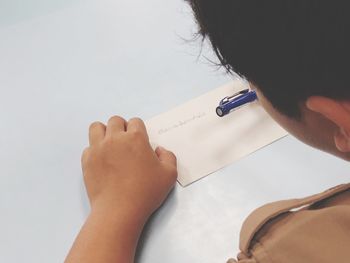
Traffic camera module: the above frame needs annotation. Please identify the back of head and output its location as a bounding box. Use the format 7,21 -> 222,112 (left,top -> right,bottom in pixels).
187,0 -> 350,117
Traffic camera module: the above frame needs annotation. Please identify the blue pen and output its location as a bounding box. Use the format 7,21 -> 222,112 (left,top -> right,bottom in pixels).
216,89 -> 258,117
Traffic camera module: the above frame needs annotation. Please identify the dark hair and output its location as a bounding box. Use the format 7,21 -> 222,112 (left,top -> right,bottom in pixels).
186,0 -> 350,117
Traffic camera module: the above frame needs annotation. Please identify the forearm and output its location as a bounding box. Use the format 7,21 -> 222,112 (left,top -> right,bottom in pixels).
65,206 -> 146,263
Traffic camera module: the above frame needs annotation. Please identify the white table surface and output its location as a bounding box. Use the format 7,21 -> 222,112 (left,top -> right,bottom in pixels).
0,1 -> 349,262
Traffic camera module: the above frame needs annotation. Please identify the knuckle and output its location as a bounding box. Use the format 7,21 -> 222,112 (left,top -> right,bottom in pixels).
103,135 -> 116,146
129,130 -> 144,141
129,117 -> 143,124
89,121 -> 104,131
108,115 -> 124,123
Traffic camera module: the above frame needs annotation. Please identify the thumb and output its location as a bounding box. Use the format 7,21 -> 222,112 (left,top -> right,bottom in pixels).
155,146 -> 177,167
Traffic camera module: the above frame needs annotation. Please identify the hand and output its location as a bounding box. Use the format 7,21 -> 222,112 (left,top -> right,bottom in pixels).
65,116 -> 177,263
82,116 -> 178,222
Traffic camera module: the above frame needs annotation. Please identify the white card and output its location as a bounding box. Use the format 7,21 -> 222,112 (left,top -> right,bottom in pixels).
145,80 -> 288,186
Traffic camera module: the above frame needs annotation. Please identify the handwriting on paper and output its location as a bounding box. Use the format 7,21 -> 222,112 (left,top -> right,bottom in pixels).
158,112 -> 206,135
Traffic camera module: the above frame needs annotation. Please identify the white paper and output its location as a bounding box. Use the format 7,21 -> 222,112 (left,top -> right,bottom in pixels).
145,80 -> 288,186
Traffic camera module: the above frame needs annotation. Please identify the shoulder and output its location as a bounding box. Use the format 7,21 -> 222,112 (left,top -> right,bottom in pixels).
234,184 -> 350,263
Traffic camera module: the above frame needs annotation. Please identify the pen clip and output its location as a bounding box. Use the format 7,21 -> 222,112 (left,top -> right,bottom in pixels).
221,89 -> 249,104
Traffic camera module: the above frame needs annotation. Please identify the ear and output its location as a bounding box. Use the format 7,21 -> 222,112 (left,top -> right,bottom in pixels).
306,96 -> 350,152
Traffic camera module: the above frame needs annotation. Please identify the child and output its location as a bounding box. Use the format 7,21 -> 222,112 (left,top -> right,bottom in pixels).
65,1 -> 350,262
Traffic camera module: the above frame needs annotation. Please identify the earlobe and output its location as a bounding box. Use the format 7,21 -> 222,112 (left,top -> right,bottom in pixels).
334,128 -> 350,152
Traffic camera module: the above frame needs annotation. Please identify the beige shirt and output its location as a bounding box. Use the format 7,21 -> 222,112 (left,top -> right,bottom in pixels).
228,184 -> 350,263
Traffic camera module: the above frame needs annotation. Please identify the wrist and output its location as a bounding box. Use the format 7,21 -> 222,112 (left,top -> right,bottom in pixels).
66,201 -> 147,263
88,204 -> 147,255
90,198 -> 150,229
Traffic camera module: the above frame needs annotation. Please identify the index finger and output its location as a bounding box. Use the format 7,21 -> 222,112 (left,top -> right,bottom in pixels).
127,118 -> 149,139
